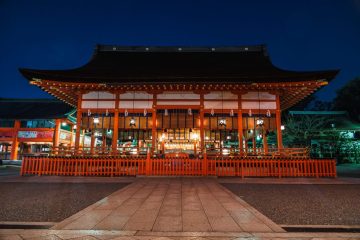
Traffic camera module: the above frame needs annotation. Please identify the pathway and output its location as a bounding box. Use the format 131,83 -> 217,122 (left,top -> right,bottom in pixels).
52,178 -> 283,232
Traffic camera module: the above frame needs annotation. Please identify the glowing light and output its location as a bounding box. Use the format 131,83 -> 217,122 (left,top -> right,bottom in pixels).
93,117 -> 99,124
191,133 -> 199,140
219,119 -> 226,127
281,125 -> 285,130
256,118 -> 264,126
222,148 -> 230,155
61,122 -> 67,127
129,118 -> 136,127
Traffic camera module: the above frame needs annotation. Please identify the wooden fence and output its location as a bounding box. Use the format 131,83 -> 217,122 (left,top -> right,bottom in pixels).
20,154 -> 337,178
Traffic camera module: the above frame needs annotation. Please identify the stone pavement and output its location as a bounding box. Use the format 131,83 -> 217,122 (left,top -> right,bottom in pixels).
1,177 -> 360,239
1,229 -> 360,240
51,178 -> 283,232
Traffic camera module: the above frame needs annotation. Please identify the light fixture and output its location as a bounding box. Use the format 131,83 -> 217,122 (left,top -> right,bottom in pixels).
129,117 -> 136,127
73,125 -> 77,129
219,118 -> 226,127
61,122 -> 67,127
124,109 -> 128,117
266,109 -> 271,117
164,109 -> 168,116
188,108 -> 192,115
106,109 -> 109,116
226,135 -> 231,140
248,109 -> 252,117
144,108 -> 147,117
230,109 -> 234,117
93,116 -> 100,124
211,109 -> 214,116
191,133 -> 199,140
281,125 -> 285,130
87,109 -> 91,116
256,118 -> 264,126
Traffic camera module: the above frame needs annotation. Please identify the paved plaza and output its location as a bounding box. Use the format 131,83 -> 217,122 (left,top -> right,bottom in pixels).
1,177 -> 360,239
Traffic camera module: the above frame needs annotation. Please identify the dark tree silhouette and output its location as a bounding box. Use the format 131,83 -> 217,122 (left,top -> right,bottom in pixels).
333,77 -> 360,122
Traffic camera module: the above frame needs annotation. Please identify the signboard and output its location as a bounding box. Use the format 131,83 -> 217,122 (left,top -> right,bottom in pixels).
0,131 -> 14,138
18,131 -> 53,139
59,131 -> 71,141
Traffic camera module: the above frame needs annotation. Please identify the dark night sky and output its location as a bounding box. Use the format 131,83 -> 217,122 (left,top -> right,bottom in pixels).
0,0 -> 359,101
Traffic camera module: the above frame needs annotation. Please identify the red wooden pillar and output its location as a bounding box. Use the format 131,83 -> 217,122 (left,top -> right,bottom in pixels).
90,131 -> 95,155
151,94 -> 157,154
238,95 -> 243,155
75,93 -> 82,153
69,124 -> 74,147
112,93 -> 119,154
10,120 -> 20,160
199,93 -> 205,155
53,119 -> 61,153
263,133 -> 268,154
275,94 -> 283,150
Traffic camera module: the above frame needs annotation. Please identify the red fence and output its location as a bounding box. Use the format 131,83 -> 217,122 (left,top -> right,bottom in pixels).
20,155 -> 337,178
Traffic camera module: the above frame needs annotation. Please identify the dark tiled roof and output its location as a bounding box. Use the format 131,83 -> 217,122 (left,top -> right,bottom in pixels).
19,45 -> 339,84
0,99 -> 74,119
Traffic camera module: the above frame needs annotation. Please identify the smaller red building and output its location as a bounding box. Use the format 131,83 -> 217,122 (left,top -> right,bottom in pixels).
0,99 -> 76,160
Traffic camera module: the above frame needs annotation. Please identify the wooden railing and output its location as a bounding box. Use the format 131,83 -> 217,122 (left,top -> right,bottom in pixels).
21,154 -> 336,178
48,146 -> 310,159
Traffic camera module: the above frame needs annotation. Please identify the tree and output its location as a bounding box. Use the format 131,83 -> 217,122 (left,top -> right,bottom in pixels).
282,113 -> 334,147
333,77 -> 360,122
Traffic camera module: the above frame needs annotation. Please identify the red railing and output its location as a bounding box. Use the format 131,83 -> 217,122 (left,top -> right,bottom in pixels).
21,154 -> 337,178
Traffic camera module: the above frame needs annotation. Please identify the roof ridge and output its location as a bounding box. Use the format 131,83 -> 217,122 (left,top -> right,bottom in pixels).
95,44 -> 267,53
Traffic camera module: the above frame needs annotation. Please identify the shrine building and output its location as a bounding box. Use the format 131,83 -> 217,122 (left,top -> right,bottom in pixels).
17,45 -> 339,177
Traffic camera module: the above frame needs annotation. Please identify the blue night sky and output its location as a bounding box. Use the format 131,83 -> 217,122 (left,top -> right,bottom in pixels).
0,0 -> 359,101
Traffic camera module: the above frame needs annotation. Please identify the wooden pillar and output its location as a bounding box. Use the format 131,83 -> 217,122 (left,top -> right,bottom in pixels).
102,130 -> 106,153
199,93 -> 205,154
276,94 -> 283,150
112,93 -> 119,154
69,124 -> 74,147
151,94 -> 157,154
263,132 -> 268,154
90,131 -> 95,155
53,119 -> 61,152
238,95 -> 243,155
75,94 -> 82,153
252,137 -> 256,153
10,120 -> 20,160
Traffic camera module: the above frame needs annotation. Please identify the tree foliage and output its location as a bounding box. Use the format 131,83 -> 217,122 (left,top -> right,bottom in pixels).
333,77 -> 360,122
282,114 -> 334,147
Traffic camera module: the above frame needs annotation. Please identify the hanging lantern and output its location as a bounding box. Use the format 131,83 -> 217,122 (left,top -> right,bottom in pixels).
230,109 -> 234,117
143,108 -> 147,117
188,108 -> 192,115
93,116 -> 100,124
124,109 -> 128,117
105,109 -> 109,116
211,109 -> 215,116
256,118 -> 264,126
248,109 -> 252,117
266,109 -> 271,117
129,117 -> 136,127
218,118 -> 226,127
87,109 -> 91,116
164,109 -> 168,116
